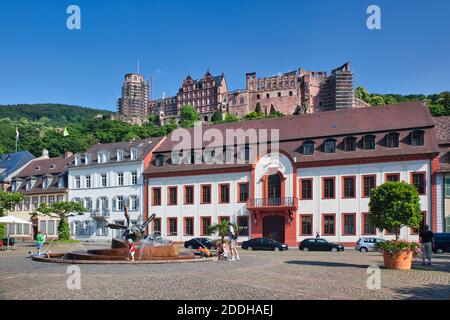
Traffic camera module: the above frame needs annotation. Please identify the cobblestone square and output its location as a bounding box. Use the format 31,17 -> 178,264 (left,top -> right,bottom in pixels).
0,243 -> 449,300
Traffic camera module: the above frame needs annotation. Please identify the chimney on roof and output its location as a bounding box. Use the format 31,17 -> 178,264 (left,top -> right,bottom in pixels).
65,151 -> 74,158
42,149 -> 49,157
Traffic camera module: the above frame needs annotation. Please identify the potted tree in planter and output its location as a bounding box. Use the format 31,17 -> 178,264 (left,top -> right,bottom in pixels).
369,181 -> 423,270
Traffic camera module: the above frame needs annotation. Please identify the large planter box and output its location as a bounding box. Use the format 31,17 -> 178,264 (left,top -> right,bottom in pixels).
383,251 -> 413,270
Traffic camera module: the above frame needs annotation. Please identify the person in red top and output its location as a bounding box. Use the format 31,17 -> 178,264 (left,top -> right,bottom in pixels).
127,239 -> 136,261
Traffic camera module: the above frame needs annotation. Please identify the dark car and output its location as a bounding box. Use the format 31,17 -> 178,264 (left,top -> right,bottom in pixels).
433,233 -> 450,253
1,237 -> 16,246
299,238 -> 344,252
241,237 -> 288,251
184,238 -> 215,250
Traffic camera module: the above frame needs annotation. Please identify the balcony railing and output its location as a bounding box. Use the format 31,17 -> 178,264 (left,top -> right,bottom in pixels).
91,209 -> 110,219
247,197 -> 297,210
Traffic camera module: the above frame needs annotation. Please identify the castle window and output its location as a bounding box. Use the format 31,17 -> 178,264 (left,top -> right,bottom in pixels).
411,130 -> 424,146
289,91 -> 293,96
256,94 -> 260,100
386,132 -> 399,148
266,93 -> 270,99
343,137 -> 357,152
278,92 -> 281,97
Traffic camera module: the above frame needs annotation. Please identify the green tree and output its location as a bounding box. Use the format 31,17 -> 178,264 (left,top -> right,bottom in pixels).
0,191 -> 24,238
369,181 -> 422,240
33,201 -> 86,240
428,104 -> 446,117
211,110 -> 223,123
179,105 -> 198,128
355,86 -> 371,104
224,113 -> 239,123
209,219 -> 238,243
370,96 -> 385,106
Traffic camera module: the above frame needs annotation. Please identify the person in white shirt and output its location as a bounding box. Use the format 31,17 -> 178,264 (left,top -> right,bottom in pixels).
228,223 -> 240,261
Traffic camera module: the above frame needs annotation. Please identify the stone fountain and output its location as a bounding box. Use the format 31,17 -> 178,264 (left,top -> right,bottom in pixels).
32,207 -> 198,264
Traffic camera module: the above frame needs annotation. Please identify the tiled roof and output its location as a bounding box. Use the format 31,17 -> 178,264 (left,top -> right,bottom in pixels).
433,116 -> 450,144
0,151 -> 35,182
15,156 -> 74,178
145,101 -> 439,175
69,137 -> 164,167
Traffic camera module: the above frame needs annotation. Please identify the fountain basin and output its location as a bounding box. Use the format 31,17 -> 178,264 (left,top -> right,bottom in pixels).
31,238 -> 213,264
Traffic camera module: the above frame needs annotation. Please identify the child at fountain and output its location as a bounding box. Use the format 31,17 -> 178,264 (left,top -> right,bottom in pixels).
36,231 -> 44,256
127,239 -> 136,261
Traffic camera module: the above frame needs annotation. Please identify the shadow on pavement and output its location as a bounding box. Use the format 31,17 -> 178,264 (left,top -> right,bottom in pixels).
393,284 -> 450,300
285,260 -> 372,269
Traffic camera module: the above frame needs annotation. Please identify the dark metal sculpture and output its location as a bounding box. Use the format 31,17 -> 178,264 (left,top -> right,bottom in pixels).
107,206 -> 156,242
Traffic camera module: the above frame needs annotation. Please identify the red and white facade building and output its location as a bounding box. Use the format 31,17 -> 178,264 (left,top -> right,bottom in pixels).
144,102 -> 440,246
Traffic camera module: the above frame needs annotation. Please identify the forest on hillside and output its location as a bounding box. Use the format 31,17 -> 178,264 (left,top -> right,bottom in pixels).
0,104 -> 113,127
0,91 -> 448,158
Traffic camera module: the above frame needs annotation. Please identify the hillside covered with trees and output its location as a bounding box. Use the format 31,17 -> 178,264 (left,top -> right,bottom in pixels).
0,92 -> 448,158
355,87 -> 450,116
0,104 -> 113,127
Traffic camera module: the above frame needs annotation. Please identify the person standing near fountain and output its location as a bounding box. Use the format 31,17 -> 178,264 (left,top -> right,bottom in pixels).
127,239 -> 136,262
36,231 -> 44,256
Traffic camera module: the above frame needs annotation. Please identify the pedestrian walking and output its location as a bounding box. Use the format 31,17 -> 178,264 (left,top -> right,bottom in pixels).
316,232 -> 320,239
419,225 -> 434,265
228,223 -> 240,261
36,231 -> 44,256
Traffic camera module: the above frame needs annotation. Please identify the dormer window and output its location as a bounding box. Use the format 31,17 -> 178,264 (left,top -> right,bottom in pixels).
26,179 -> 31,191
155,154 -> 164,167
302,141 -> 315,156
74,155 -> 81,166
386,132 -> 399,148
411,130 -> 424,146
58,176 -> 65,188
116,150 -> 124,161
130,148 -> 137,160
11,180 -> 17,191
98,153 -> 109,164
85,154 -> 91,165
42,177 -> 49,189
343,137 -> 357,152
324,139 -> 336,153
363,135 -> 376,150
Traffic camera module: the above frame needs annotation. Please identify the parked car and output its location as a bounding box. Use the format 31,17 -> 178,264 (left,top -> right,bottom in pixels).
355,237 -> 385,252
184,238 -> 216,250
299,238 -> 344,252
433,233 -> 450,253
1,237 -> 16,246
241,237 -> 288,251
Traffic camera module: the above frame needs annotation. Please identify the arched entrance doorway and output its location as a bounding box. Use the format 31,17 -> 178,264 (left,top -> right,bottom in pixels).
263,215 -> 285,243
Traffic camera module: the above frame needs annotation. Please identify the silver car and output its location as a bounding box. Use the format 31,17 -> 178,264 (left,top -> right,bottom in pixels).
355,237 -> 385,252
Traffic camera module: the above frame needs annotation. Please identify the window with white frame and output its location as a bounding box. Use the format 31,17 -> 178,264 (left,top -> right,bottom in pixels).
42,177 -> 49,189
101,174 -> 107,187
58,176 -> 65,188
131,171 -> 138,185
116,150 -> 124,161
75,176 -> 81,189
117,173 -> 124,186
117,196 -> 125,211
85,175 -> 91,188
130,148 -> 137,160
85,197 -> 92,211
130,196 -> 139,211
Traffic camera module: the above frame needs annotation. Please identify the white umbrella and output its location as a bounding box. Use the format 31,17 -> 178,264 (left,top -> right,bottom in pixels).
0,216 -> 31,250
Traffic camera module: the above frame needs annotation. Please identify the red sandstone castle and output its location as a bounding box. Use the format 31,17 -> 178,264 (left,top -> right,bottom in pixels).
119,62 -> 369,124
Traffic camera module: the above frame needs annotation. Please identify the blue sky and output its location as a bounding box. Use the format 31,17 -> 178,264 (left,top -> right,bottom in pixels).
0,0 -> 449,111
